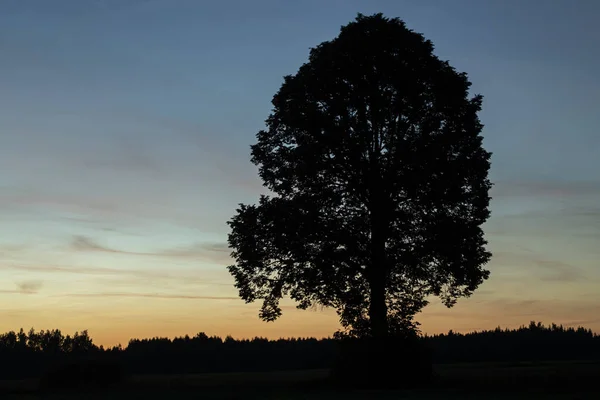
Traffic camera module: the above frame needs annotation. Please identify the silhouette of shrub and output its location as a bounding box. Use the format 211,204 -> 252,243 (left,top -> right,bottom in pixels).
38,358 -> 124,392
330,336 -> 433,389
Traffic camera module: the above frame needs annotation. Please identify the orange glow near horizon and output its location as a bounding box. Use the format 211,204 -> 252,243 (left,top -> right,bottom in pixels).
3,288 -> 599,348
2,223 -> 600,348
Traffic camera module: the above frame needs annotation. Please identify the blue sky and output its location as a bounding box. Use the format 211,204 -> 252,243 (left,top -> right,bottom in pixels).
1,0 -> 599,345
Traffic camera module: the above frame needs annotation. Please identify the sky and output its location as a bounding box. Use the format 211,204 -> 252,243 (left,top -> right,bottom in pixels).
1,0 -> 599,347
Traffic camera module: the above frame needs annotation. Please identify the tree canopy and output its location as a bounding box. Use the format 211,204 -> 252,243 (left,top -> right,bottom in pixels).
227,13 -> 492,338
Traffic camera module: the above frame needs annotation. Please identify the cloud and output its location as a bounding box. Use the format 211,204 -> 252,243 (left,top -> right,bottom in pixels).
492,180 -> 600,198
0,190 -> 121,216
163,242 -> 229,256
70,235 -> 147,255
0,243 -> 29,258
58,216 -> 145,236
0,289 -> 31,295
0,280 -> 43,295
69,235 -> 232,264
16,280 -> 43,294
424,299 -> 543,320
160,242 -> 231,264
70,108 -> 265,193
71,235 -> 116,253
533,259 -> 584,282
59,291 -> 239,301
491,250 -> 586,283
0,189 -> 227,232
71,131 -> 165,177
0,262 -> 228,286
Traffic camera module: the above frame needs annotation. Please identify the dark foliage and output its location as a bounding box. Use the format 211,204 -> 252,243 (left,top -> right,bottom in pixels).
426,321 -> 600,364
0,322 -> 598,383
227,12 -> 492,340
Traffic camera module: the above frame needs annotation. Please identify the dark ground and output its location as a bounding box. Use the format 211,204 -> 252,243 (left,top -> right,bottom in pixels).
1,360 -> 598,399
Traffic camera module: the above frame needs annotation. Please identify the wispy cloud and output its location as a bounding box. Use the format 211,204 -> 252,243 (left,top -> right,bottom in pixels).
0,189 -> 229,232
70,235 -> 145,255
425,299 -> 542,319
491,180 -> 600,198
0,243 -> 29,257
59,291 -> 239,301
69,235 -> 232,264
16,280 -> 43,294
0,190 -> 120,215
74,134 -> 163,176
0,262 -> 227,286
0,289 -> 32,295
160,242 -> 231,264
57,216 -> 145,236
0,280 -> 43,295
491,250 -> 586,283
534,259 -> 584,283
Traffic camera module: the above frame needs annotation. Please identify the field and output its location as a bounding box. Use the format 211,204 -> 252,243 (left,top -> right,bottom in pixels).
1,360 -> 598,399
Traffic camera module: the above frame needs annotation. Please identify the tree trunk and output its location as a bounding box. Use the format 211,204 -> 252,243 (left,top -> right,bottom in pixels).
367,132 -> 388,339
369,269 -> 388,338
369,211 -> 388,339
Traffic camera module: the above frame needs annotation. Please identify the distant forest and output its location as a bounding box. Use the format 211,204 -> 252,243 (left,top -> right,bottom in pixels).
1,322 -> 598,380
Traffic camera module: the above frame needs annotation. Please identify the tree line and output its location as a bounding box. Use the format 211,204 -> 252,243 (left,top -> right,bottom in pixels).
1,322 -> 598,380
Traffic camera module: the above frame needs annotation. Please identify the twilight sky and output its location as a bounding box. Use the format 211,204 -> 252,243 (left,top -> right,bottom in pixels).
1,0 -> 599,346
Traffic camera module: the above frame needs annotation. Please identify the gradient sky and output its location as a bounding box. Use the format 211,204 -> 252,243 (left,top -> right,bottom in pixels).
1,0 -> 599,347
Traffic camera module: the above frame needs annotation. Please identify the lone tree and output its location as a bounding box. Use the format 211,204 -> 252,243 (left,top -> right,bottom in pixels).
227,13 -> 492,340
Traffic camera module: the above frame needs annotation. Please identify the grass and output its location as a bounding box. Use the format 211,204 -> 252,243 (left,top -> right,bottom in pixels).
1,360 -> 598,399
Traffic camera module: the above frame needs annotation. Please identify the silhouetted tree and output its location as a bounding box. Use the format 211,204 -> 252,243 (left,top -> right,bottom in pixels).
0,323 -> 599,382
227,13 -> 492,341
